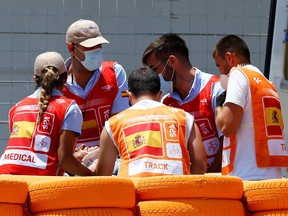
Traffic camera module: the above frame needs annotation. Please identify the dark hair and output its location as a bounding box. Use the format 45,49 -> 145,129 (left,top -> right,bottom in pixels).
142,33 -> 189,66
128,67 -> 160,97
213,34 -> 251,63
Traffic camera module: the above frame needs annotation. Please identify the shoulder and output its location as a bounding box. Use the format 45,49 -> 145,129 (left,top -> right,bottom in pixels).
102,61 -> 116,68
102,61 -> 126,77
160,93 -> 170,103
196,68 -> 218,79
230,68 -> 249,81
113,62 -> 126,75
195,69 -> 220,88
102,61 -> 124,70
167,106 -> 188,116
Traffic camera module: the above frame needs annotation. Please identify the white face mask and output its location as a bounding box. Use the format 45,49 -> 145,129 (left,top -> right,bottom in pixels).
220,74 -> 229,90
159,74 -> 173,95
75,46 -> 103,71
159,59 -> 175,95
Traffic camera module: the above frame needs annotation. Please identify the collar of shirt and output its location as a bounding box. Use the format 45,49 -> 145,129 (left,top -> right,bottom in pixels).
29,88 -> 63,98
169,67 -> 201,105
131,99 -> 164,109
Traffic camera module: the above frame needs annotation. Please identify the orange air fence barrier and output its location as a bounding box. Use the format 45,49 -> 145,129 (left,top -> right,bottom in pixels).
0,177 -> 28,216
0,174 -> 287,215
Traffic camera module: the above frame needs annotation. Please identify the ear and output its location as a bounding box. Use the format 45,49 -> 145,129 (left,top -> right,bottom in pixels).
128,91 -> 133,106
225,52 -> 234,65
157,91 -> 163,101
33,75 -> 37,81
67,43 -> 75,53
168,55 -> 177,68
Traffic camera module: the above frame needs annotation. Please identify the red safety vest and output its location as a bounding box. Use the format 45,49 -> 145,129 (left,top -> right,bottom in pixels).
163,75 -> 220,168
0,95 -> 73,175
63,61 -> 118,146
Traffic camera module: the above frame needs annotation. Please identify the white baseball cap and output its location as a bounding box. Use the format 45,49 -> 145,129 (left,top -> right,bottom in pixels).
34,51 -> 66,76
66,19 -> 109,48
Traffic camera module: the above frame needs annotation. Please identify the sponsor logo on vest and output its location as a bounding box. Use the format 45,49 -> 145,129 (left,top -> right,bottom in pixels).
103,109 -> 110,121
208,142 -> 217,151
195,118 -> 215,139
34,135 -> 51,152
42,116 -> 51,130
164,121 -> 179,141
101,85 -> 113,91
253,77 -> 262,84
56,98 -> 66,104
168,124 -> 177,137
203,137 -> 220,156
199,122 -> 210,135
200,98 -> 207,105
166,143 -> 182,158
38,112 -> 54,134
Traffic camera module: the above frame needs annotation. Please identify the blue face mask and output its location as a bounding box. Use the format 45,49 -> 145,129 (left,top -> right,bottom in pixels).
75,46 -> 103,71
158,59 -> 175,95
159,74 -> 173,95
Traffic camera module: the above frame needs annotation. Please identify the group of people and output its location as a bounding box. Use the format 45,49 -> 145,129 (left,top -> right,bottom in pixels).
0,18 -> 287,181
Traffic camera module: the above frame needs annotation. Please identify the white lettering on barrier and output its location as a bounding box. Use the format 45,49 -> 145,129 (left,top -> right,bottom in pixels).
0,149 -> 48,169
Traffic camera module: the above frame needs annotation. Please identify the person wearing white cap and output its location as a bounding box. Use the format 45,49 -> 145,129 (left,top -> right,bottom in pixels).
63,19 -> 129,150
0,51 -> 95,176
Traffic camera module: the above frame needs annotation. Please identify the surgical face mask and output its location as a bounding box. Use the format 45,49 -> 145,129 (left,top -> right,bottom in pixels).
159,61 -> 175,95
75,46 -> 103,71
220,74 -> 229,90
159,74 -> 173,95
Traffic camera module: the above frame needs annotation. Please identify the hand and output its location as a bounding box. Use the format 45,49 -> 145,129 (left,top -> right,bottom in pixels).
216,91 -> 226,107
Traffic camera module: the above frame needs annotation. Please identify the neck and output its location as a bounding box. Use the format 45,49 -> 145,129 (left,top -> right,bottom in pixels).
237,63 -> 248,67
132,95 -> 160,105
175,66 -> 195,100
236,58 -> 250,67
70,58 -> 94,89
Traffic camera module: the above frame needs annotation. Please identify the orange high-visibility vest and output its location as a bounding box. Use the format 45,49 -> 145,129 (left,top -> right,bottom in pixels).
108,105 -> 191,177
222,67 -> 288,175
